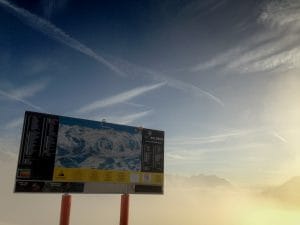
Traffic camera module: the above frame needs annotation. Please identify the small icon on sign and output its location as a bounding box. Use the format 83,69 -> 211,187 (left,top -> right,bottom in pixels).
143,174 -> 151,183
19,169 -> 31,178
58,171 -> 65,176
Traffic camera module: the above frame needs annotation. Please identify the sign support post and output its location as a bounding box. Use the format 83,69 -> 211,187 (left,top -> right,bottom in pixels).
119,194 -> 130,225
59,193 -> 72,225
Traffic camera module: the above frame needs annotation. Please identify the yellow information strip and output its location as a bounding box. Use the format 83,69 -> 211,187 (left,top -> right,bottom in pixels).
53,167 -> 163,185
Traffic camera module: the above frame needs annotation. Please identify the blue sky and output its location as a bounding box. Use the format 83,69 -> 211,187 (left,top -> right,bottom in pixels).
1,0 -> 300,186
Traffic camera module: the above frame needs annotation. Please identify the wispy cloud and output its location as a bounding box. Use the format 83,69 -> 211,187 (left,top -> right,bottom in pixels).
0,0 -> 126,77
0,89 -> 42,110
272,131 -> 288,144
166,152 -> 186,160
166,127 -> 291,155
0,0 -> 224,106
191,0 -> 300,74
93,110 -> 153,125
8,80 -> 49,99
0,80 -> 49,110
113,110 -> 153,124
167,127 -> 292,165
76,82 -> 166,114
122,102 -> 149,109
168,129 -> 254,146
0,79 -> 49,101
259,0 -> 300,27
191,48 -> 243,72
105,57 -> 224,106
163,76 -> 224,106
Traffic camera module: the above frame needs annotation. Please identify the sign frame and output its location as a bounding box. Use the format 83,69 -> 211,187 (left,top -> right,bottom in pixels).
14,111 -> 164,194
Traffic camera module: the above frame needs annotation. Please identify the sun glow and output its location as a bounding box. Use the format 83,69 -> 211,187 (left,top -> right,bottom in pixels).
262,70 -> 300,181
239,205 -> 300,225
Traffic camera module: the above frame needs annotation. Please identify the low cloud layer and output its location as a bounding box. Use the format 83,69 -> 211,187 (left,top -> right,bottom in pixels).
1,156 -> 300,225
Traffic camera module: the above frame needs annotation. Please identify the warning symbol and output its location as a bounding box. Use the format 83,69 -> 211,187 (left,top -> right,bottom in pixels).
58,171 -> 65,177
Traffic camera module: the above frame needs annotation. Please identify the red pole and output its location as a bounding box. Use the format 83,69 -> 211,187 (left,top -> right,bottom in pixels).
59,194 -> 72,225
119,194 -> 130,225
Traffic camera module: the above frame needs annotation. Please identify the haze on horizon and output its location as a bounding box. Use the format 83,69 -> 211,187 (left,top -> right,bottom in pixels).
0,0 -> 300,224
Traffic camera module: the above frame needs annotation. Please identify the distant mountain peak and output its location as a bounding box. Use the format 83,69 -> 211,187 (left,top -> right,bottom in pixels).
262,176 -> 300,206
166,173 -> 232,188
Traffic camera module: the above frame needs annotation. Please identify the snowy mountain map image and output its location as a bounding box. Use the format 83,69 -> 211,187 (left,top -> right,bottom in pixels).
55,117 -> 142,171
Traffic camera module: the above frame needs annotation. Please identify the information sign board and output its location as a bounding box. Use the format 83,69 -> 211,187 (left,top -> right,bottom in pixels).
15,111 -> 164,194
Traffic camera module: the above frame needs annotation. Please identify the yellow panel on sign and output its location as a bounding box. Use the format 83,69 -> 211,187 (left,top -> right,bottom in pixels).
53,167 -> 131,183
53,167 -> 163,185
139,172 -> 164,185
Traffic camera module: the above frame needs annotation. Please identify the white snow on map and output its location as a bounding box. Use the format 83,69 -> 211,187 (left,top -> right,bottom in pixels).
55,124 -> 142,171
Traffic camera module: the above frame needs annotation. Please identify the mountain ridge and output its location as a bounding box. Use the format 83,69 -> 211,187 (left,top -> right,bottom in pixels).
262,176 -> 300,205
166,173 -> 232,188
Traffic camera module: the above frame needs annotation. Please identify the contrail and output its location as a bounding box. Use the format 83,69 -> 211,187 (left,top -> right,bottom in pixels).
0,80 -> 49,111
0,0 -> 126,77
107,57 -> 225,106
101,57 -> 225,107
0,89 -> 42,111
76,82 -> 166,114
160,75 -> 224,106
272,131 -> 288,144
0,0 -> 224,106
92,110 -> 153,125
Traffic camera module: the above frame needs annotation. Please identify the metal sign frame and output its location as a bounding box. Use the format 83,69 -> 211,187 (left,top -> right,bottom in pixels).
14,111 -> 164,194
